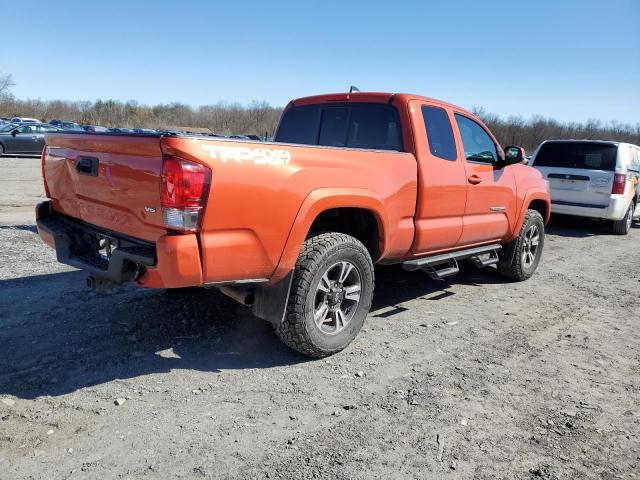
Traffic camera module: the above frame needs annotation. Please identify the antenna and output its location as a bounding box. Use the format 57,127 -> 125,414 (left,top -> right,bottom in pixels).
349,85 -> 360,93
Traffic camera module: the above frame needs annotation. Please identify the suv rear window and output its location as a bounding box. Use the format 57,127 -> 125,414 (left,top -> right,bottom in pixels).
534,142 -> 618,170
275,103 -> 402,151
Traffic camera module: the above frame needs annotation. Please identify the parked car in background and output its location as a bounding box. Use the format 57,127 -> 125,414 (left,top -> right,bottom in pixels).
530,140 -> 640,234
59,121 -> 84,131
10,117 -> 41,124
106,128 -> 134,134
82,125 -> 108,133
0,123 -> 59,155
37,91 -> 550,357
132,128 -> 157,134
48,120 -> 84,131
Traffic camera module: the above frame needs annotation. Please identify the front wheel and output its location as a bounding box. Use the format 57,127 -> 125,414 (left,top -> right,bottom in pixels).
497,209 -> 545,281
274,232 -> 374,358
612,203 -> 633,235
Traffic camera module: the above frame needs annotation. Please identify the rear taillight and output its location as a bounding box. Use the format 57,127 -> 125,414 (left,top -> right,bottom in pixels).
612,173 -> 626,195
161,156 -> 211,232
41,146 -> 51,198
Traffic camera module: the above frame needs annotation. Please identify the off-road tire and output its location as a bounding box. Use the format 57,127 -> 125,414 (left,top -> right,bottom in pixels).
612,203 -> 633,235
274,232 -> 374,358
497,209 -> 545,281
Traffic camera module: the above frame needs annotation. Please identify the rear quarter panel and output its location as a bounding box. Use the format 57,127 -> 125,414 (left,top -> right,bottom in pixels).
161,137 -> 417,284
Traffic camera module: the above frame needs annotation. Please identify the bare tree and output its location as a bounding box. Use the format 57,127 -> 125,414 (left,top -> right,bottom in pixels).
0,73 -> 15,98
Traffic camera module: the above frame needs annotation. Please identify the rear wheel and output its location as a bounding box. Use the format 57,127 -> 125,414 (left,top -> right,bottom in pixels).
497,209 -> 545,281
0,143 -> 4,156
275,232 -> 374,358
612,203 -> 633,235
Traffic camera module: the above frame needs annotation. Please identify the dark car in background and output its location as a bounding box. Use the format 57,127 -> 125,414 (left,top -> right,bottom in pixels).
82,125 -> 109,133
0,123 -> 60,155
48,119 -> 84,131
132,128 -> 157,134
60,121 -> 84,131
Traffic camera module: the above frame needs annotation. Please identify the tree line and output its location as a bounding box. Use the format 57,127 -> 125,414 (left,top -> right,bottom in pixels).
472,107 -> 640,153
0,95 -> 281,136
1,72 -> 638,147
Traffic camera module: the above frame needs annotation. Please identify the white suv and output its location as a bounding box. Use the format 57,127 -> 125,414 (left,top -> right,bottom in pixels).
530,140 -> 640,235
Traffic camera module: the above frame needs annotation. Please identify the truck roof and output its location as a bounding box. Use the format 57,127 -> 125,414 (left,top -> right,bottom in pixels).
290,92 -> 475,116
541,139 -> 620,146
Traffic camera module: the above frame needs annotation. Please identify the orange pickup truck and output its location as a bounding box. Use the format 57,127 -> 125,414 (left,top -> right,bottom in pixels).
36,92 -> 550,357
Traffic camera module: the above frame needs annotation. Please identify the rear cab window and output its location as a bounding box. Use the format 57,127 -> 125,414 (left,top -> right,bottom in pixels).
533,142 -> 618,170
275,103 -> 403,152
275,106 -> 321,145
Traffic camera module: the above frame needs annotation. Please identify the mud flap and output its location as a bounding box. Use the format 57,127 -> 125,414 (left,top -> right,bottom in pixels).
252,271 -> 293,325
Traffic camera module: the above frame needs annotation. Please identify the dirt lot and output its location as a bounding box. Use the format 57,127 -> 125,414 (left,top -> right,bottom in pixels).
0,156 -> 638,480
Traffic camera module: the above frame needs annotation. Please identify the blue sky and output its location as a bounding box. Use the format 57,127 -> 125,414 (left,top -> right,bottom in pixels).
3,0 -> 639,123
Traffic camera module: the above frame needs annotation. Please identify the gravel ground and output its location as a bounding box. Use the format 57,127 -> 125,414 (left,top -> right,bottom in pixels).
1,156 -> 639,480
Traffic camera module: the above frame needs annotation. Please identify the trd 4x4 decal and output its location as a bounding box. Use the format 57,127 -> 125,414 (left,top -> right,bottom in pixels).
202,144 -> 291,165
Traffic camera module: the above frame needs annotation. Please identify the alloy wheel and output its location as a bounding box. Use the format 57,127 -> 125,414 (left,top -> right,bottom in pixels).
313,261 -> 362,335
522,224 -> 540,268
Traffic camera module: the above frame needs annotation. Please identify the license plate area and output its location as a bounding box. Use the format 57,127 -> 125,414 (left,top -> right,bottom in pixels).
551,178 -> 583,191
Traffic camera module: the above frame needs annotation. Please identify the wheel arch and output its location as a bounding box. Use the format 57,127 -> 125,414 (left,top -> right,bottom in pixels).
269,188 -> 388,284
528,199 -> 549,224
506,189 -> 551,243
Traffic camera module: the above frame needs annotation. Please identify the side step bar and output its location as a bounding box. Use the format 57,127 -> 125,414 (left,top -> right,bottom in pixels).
402,244 -> 502,280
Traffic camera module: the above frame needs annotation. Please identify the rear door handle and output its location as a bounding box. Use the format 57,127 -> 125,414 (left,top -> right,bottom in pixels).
468,175 -> 482,185
76,157 -> 99,176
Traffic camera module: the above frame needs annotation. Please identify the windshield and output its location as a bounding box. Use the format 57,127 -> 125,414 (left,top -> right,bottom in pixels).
533,142 -> 618,170
0,124 -> 16,133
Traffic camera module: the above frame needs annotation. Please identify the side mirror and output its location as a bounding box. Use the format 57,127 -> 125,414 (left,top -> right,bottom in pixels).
503,146 -> 525,166
11,129 -> 18,137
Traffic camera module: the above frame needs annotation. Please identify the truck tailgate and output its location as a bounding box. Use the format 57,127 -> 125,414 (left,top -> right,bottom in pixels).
43,134 -> 167,242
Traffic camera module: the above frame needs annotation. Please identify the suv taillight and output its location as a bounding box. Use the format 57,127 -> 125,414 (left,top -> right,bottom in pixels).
612,173 -> 626,195
161,156 -> 211,232
41,146 -> 51,198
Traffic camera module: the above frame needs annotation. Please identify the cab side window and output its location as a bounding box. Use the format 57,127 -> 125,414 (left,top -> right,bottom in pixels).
421,106 -> 457,161
454,114 -> 498,164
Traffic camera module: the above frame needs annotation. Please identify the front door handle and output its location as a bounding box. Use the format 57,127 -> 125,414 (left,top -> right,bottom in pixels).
468,175 -> 482,185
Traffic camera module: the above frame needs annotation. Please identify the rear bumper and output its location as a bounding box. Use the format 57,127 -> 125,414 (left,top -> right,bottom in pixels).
36,201 -> 203,288
551,195 -> 629,220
